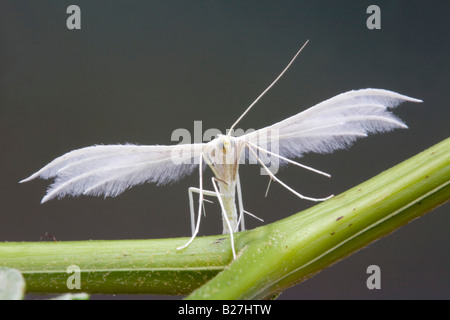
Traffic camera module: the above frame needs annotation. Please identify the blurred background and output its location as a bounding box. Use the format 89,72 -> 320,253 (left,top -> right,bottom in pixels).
0,1 -> 448,299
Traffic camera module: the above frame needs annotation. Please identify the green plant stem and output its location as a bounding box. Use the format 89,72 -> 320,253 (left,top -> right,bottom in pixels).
0,237 -> 231,295
1,138 -> 449,297
188,137 -> 450,299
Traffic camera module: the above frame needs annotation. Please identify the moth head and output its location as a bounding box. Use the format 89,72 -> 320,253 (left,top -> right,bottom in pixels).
216,134 -> 236,154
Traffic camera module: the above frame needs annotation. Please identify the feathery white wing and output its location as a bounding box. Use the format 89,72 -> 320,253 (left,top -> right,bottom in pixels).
20,143 -> 204,203
240,88 -> 422,163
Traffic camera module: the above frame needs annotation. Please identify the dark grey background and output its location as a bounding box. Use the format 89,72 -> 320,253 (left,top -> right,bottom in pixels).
1,1 -> 448,299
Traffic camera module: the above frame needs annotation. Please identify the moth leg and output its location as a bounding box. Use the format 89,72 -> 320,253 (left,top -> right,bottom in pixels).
235,174 -> 245,232
211,177 -> 237,260
188,187 -> 216,235
245,140 -> 331,178
264,177 -> 272,198
247,145 -> 334,202
177,152 -> 205,252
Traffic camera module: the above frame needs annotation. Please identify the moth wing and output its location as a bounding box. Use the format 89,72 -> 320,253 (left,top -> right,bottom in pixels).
239,88 -> 421,164
20,143 -> 204,203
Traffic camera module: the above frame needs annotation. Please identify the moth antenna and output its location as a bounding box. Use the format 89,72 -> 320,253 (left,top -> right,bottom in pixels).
228,40 -> 309,135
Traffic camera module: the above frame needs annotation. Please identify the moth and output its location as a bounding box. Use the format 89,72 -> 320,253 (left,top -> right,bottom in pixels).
21,41 -> 422,259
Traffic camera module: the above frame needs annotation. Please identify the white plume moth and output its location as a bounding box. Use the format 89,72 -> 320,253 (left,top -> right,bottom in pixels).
20,41 -> 422,259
